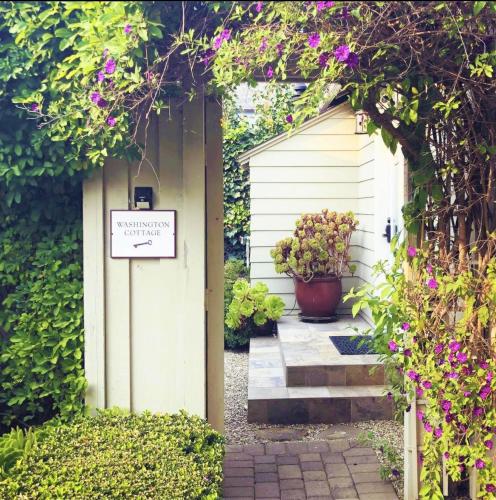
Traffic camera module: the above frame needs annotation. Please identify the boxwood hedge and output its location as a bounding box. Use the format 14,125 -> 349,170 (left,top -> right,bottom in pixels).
0,410 -> 224,499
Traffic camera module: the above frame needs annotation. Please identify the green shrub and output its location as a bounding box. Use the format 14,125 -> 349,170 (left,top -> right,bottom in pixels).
225,279 -> 285,348
224,259 -> 249,349
0,428 -> 37,479
0,409 -> 224,499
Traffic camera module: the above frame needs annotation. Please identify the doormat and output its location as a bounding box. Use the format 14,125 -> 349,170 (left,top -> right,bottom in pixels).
329,335 -> 378,355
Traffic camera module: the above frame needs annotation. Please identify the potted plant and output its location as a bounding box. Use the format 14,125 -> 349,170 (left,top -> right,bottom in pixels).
271,209 -> 358,319
225,279 -> 285,347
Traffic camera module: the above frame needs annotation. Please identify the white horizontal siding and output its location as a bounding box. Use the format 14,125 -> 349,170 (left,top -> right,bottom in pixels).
250,150 -> 362,167
251,182 -> 357,199
299,117 -> 356,135
252,198 -> 358,215
251,166 -> 359,183
269,134 -> 370,152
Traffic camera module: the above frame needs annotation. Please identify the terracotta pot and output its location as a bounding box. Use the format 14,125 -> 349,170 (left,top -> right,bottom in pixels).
293,275 -> 342,317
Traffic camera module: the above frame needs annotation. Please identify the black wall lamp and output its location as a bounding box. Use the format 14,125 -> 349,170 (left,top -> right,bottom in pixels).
134,187 -> 153,210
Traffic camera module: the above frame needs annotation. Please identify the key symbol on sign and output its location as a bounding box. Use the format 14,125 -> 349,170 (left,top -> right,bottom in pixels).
133,240 -> 152,248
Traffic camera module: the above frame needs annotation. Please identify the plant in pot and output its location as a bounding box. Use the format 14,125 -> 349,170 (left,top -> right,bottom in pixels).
271,209 -> 358,319
225,279 -> 285,347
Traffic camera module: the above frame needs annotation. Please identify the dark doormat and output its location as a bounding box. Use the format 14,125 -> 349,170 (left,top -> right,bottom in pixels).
329,335 -> 378,355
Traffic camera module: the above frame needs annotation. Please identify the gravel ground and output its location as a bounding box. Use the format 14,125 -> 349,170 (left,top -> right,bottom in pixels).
224,349 -> 405,498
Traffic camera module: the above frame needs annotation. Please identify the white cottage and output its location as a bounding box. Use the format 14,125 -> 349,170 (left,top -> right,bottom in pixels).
239,101 -> 406,320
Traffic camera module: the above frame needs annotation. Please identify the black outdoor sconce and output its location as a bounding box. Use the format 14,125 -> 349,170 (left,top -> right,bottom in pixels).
134,187 -> 153,210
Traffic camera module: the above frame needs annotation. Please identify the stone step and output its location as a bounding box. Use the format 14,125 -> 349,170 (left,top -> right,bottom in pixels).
277,316 -> 385,387
248,383 -> 393,425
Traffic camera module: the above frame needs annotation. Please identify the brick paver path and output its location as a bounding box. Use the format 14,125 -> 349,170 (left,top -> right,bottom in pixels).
223,439 -> 399,499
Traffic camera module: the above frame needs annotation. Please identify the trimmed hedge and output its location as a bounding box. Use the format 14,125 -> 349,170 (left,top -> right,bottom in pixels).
0,410 -> 224,499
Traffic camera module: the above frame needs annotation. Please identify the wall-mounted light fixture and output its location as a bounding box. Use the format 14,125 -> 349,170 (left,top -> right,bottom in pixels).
355,109 -> 369,134
134,187 -> 153,210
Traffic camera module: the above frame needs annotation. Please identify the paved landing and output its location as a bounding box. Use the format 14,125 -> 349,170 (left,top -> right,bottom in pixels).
223,439 -> 399,499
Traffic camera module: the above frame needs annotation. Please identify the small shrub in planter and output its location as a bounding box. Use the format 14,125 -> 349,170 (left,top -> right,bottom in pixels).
225,279 -> 285,348
0,409 -> 224,499
224,259 -> 249,349
271,209 -> 358,318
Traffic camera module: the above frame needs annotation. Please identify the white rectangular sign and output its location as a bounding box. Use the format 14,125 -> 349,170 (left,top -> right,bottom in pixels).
110,210 -> 176,259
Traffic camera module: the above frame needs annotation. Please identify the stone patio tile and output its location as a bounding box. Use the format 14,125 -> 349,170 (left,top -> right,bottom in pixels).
224,476 -> 255,487
328,439 -> 351,453
347,462 -> 380,474
243,444 -> 265,456
224,460 -> 254,468
351,397 -> 392,422
226,452 -> 253,461
286,441 -> 309,453
223,486 -> 255,498
355,481 -> 396,494
224,467 -> 254,478
226,444 -> 244,453
325,463 -> 350,477
255,482 -> 280,498
224,497 -> 254,500
359,493 -> 398,500
255,463 -> 277,473
333,486 -> 360,498
280,490 -> 306,500
343,447 -> 375,457
322,452 -> 345,464
279,464 -> 303,479
277,454 -> 300,465
305,480 -> 331,496
303,470 -> 327,481
301,461 -> 324,471
345,454 -> 379,465
255,455 -> 276,464
300,452 -> 321,462
280,478 -> 305,490
346,365 -> 384,385
255,472 -> 278,482
265,442 -> 287,455
328,475 -> 354,488
307,441 -> 330,453
352,471 -> 383,483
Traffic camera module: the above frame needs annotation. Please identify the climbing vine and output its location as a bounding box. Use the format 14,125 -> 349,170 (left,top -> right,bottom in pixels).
210,1 -> 496,495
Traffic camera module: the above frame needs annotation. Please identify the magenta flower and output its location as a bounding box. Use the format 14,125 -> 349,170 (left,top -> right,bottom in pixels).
404,348 -> 412,357
107,116 -> 116,127
485,440 -> 493,450
276,43 -> 284,57
387,391 -> 392,401
124,24 -> 132,34
402,322 -> 410,331
266,66 -> 274,78
486,371 -> 493,382
202,48 -> 216,67
97,98 -> 108,109
445,413 -> 454,423
446,371 -> 459,379
316,1 -> 334,10
475,459 -> 485,470
30,103 -> 40,112
345,52 -> 359,69
434,344 -> 444,355
286,114 -> 293,124
426,263 -> 433,274
318,51 -> 330,67
416,409 -> 424,421
416,388 -> 424,398
255,1 -> 263,12
479,384 -> 491,400
341,6 -> 350,19
259,37 -> 268,53
388,340 -> 398,352
434,428 -> 443,438
473,407 -> 484,417
105,58 -> 116,74
424,421 -> 432,432
90,92 -> 101,104
456,351 -> 467,363
407,369 -> 419,381
334,44 -> 350,62
422,380 -> 432,389
308,33 -> 321,48
441,399 -> 452,413
480,360 -> 489,369
97,71 -> 105,83
444,452 -> 450,459
486,485 -> 496,493
449,340 -> 460,352
427,277 -> 438,289
463,390 -> 471,397
213,29 -> 231,50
